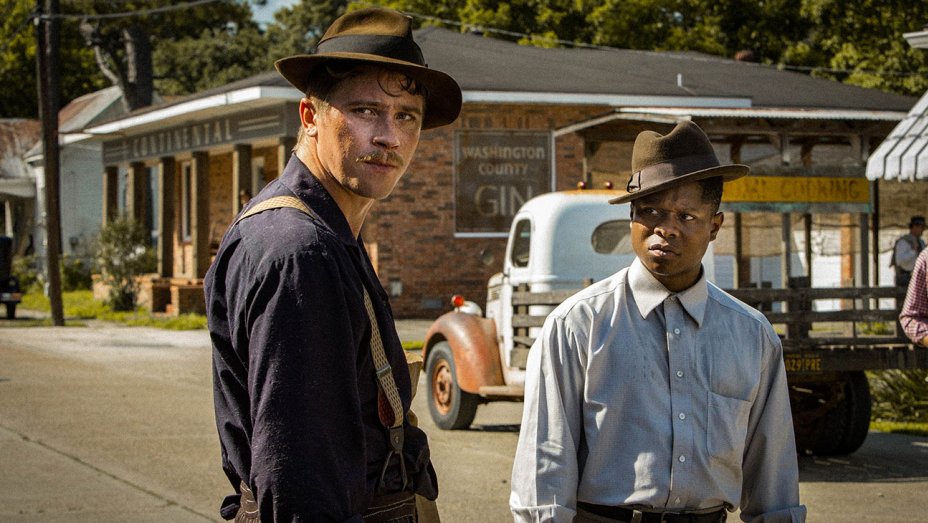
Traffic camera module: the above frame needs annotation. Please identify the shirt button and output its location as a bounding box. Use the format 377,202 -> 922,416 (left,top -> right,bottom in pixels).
673,328 -> 681,335
679,412 -> 686,420
679,455 -> 686,463
676,370 -> 684,378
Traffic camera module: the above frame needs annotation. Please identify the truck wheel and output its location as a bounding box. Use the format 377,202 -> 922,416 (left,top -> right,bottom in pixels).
426,341 -> 478,430
5,303 -> 14,320
800,371 -> 872,456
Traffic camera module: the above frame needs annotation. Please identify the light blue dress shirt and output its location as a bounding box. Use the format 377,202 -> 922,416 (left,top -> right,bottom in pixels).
510,259 -> 806,523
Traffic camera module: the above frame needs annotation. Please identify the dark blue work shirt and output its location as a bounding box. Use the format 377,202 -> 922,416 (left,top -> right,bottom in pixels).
205,155 -> 437,522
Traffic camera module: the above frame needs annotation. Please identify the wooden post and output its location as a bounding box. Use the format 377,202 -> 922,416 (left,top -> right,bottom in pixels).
102,166 -> 119,226
278,137 -> 296,177
582,141 -> 600,186
126,161 -> 149,232
156,157 -> 175,278
190,151 -> 210,278
36,0 -> 64,325
232,144 -> 252,215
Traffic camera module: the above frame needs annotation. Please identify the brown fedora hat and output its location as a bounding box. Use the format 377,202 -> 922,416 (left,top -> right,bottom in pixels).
275,7 -> 462,130
609,120 -> 749,204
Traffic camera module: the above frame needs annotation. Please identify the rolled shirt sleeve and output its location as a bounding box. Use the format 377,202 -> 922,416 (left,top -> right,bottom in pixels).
738,325 -> 806,523
511,314 -> 587,523
901,249 -> 928,345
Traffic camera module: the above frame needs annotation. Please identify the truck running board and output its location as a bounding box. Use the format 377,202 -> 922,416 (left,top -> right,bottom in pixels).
478,385 -> 525,399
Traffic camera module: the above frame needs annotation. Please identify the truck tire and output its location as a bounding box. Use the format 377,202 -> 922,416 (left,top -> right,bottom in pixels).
802,371 -> 871,456
5,303 -> 14,320
426,341 -> 479,430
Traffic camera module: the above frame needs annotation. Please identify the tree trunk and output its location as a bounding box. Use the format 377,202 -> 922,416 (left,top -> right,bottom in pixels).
122,25 -> 153,110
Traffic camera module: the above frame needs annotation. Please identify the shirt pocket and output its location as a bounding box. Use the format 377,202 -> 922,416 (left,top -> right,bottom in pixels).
707,391 -> 751,471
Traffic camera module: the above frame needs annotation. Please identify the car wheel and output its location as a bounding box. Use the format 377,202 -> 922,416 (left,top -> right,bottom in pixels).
426,341 -> 478,430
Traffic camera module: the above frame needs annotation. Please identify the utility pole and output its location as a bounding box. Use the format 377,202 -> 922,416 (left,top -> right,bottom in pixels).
36,0 -> 64,326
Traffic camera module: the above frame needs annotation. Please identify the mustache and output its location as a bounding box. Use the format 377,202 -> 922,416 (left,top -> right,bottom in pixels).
356,150 -> 403,166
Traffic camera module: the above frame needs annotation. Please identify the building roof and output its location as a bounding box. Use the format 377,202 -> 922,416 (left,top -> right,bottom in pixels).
25,86 -> 126,160
85,27 -> 916,137
0,119 -> 41,198
415,28 -> 914,111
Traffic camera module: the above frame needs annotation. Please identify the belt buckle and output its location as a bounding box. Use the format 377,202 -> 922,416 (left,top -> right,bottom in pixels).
657,509 -> 682,523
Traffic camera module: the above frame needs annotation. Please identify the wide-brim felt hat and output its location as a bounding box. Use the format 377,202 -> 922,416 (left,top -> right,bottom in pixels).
609,120 -> 749,204
275,7 -> 462,130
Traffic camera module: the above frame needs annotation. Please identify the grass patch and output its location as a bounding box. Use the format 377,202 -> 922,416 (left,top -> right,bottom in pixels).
19,290 -> 208,330
870,420 -> 928,437
403,340 -> 424,352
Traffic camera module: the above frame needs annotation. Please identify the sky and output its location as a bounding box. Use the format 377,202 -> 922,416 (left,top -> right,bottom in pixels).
251,0 -> 301,26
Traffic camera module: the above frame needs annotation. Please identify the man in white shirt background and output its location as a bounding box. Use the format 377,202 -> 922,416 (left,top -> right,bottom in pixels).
510,121 -> 806,523
891,215 -> 926,288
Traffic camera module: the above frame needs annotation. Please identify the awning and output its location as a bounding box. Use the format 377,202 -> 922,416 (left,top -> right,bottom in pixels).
866,90 -> 928,181
0,177 -> 35,198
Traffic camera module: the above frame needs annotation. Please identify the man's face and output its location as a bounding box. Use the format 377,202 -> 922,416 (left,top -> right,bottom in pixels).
914,223 -> 926,237
300,67 -> 424,203
630,180 -> 723,292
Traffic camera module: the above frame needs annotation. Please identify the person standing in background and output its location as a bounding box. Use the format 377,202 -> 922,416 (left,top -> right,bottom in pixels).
891,216 -> 926,288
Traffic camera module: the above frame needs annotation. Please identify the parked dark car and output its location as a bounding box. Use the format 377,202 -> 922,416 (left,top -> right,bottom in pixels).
0,236 -> 22,319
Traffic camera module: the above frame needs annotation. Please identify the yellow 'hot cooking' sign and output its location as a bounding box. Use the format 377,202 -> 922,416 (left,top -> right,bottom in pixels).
723,176 -> 869,203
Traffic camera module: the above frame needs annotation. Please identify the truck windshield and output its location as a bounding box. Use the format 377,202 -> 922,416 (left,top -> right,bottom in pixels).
592,220 -> 632,255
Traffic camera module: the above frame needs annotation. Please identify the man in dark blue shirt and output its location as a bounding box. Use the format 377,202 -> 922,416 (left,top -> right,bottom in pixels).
205,7 -> 461,522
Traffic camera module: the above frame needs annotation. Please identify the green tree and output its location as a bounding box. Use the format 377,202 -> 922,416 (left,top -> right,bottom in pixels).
65,0 -> 260,110
0,0 -> 104,118
154,24 -> 271,96
264,0 -> 348,61
788,0 -> 928,96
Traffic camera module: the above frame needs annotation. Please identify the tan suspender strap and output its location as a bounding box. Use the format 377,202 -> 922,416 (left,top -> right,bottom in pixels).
233,195 -> 313,227
233,194 -> 405,430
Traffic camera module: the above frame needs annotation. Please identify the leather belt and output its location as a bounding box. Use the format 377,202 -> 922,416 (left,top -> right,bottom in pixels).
577,502 -> 727,523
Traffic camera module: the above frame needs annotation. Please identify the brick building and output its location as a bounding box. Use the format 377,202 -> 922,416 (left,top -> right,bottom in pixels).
84,28 -> 916,317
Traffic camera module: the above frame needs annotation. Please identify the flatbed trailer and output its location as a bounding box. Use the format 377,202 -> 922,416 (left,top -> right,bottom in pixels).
510,284 -> 928,455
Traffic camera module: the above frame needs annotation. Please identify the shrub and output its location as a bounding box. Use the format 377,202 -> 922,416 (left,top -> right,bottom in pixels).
11,254 -> 40,291
95,217 -> 156,311
61,253 -> 94,291
869,369 -> 928,422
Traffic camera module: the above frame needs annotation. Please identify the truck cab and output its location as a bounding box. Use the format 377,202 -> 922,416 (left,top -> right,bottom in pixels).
422,189 -> 715,429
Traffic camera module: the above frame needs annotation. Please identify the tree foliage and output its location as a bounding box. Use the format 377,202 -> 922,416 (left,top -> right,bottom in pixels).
3,0 -> 927,119
63,0 -> 261,110
264,0 -> 347,61
0,0 -> 104,118
382,0 -> 928,96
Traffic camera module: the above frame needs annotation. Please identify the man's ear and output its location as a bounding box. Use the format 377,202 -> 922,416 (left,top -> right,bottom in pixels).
709,211 -> 724,241
299,98 -> 319,137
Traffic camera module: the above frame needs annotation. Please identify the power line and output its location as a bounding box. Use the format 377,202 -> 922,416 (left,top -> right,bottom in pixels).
40,0 -> 225,21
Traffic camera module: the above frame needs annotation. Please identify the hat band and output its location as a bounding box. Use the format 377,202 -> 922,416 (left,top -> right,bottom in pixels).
627,153 -> 720,193
315,34 -> 426,66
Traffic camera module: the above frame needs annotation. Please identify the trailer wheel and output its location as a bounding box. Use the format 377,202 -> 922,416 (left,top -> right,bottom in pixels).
5,303 -> 14,320
798,371 -> 871,456
426,341 -> 478,430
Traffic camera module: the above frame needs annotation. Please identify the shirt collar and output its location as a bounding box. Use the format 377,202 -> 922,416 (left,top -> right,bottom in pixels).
278,154 -> 358,246
628,258 -> 708,327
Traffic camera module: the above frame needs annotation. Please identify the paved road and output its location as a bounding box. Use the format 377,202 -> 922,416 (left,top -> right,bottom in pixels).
0,319 -> 926,522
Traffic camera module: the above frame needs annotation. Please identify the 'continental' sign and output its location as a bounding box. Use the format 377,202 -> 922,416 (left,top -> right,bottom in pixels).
723,175 -> 869,203
102,106 -> 300,164
455,131 -> 552,234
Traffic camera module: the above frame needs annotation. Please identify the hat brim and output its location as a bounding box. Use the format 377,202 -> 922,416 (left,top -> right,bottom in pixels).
608,164 -> 749,204
275,53 -> 462,130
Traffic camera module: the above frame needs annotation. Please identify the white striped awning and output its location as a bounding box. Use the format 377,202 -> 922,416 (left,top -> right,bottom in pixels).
866,90 -> 928,181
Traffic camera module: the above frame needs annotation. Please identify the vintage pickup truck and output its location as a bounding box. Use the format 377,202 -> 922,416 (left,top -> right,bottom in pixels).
421,189 -> 928,456
0,236 -> 22,319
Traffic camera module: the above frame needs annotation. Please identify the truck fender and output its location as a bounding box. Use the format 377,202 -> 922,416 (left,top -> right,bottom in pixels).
422,311 -> 504,394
